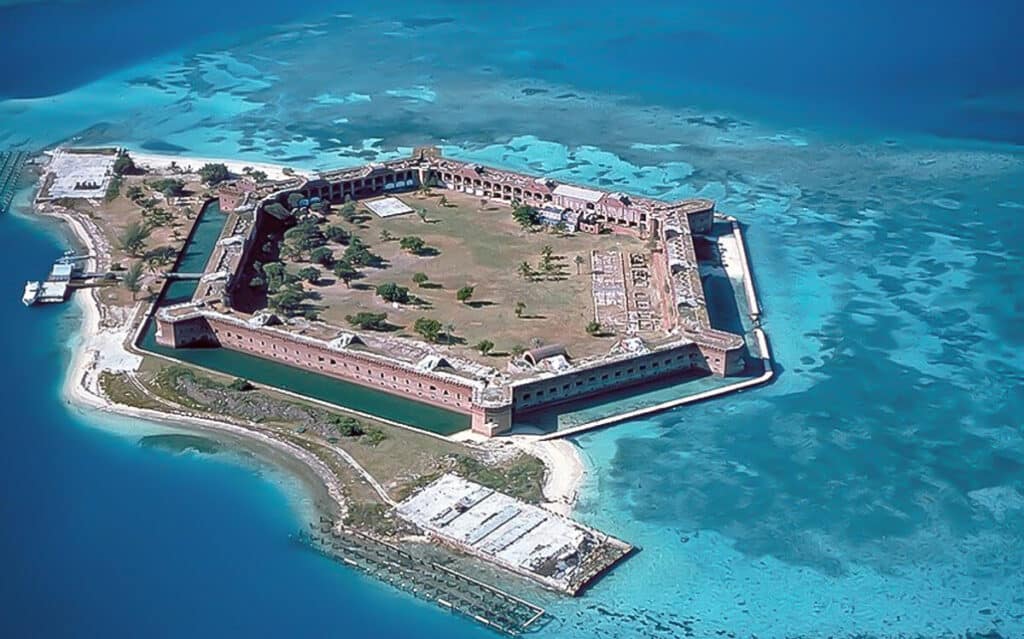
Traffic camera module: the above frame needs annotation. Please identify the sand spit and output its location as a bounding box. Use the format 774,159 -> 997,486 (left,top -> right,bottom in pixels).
129,152 -> 315,182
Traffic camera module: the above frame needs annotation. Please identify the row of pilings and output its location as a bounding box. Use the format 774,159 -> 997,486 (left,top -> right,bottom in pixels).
304,519 -> 547,636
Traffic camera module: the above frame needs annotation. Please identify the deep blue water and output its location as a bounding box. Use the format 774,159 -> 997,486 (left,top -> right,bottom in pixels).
2,1 -> 1022,638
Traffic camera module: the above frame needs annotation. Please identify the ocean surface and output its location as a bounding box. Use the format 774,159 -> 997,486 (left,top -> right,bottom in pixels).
2,1 -> 1022,637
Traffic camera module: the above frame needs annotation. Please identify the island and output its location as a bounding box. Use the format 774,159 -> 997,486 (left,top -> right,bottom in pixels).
28,144 -> 772,635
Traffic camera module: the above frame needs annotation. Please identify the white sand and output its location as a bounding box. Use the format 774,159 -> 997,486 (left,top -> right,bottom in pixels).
511,437 -> 585,516
450,430 -> 587,516
130,152 -> 314,181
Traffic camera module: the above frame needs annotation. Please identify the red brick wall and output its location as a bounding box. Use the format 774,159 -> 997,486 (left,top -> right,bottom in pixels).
204,318 -> 477,415
512,343 -> 704,411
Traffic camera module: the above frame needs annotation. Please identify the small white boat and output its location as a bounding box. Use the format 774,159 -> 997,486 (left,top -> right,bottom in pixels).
22,281 -> 41,306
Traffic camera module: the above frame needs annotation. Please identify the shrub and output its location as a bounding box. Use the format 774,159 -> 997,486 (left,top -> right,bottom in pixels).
413,317 -> 443,342
376,282 -> 409,304
229,378 -> 254,391
330,415 -> 365,437
345,312 -> 389,330
198,162 -> 230,185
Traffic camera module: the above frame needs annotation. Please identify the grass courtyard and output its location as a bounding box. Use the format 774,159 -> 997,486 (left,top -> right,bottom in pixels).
278,189 -> 648,363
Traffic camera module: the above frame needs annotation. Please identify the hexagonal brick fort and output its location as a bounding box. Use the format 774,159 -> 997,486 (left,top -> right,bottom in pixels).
155,146 -> 747,436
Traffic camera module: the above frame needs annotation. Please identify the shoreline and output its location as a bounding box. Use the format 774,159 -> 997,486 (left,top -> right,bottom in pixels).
44,200 -> 349,523
128,151 -> 315,182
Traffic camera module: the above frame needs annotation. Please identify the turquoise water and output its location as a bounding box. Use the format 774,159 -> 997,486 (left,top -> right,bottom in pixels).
2,1 -> 1023,638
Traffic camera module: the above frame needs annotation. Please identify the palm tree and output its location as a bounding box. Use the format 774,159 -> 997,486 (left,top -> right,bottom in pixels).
517,261 -> 533,280
574,254 -> 585,275
514,301 -> 526,318
118,221 -> 151,257
445,322 -> 456,345
122,261 -> 144,300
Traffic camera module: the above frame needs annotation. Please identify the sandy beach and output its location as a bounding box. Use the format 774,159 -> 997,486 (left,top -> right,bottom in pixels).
512,437 -> 585,516
130,152 -> 315,181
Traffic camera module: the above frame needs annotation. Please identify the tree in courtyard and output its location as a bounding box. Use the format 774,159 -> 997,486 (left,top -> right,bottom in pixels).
585,320 -> 603,336
198,162 -> 230,186
517,261 -> 534,280
540,245 -> 555,273
343,239 -> 382,267
345,312 -> 389,331
268,287 -> 309,316
510,344 -> 526,357
456,285 -> 475,304
118,221 -> 151,257
309,246 -> 334,266
474,339 -> 494,356
416,207 -> 428,222
283,221 -> 327,259
413,317 -> 443,343
340,201 -> 358,222
325,225 -> 350,244
332,260 -> 358,287
262,261 -> 287,292
514,301 -> 526,318
574,254 -> 585,275
445,322 -> 456,345
439,194 -> 448,207
375,282 -> 409,304
122,261 -> 144,300
399,235 -> 425,254
512,204 -> 539,230
379,229 -> 394,242
112,151 -> 138,176
297,266 -> 321,284
411,272 -> 429,287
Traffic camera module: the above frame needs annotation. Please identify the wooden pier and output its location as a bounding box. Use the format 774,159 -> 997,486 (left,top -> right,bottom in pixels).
0,150 -> 30,214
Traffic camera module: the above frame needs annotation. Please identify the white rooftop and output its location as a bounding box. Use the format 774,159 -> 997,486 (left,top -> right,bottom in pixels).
396,474 -> 618,592
365,196 -> 414,218
552,183 -> 604,203
45,150 -> 116,200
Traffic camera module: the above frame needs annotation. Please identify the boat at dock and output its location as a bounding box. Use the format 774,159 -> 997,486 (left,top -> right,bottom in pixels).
22,252 -> 95,306
22,281 -> 40,306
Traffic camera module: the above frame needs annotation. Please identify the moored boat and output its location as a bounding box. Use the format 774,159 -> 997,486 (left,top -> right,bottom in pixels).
22,281 -> 40,306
